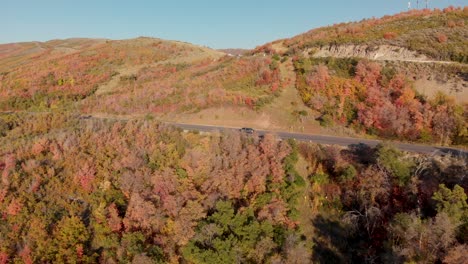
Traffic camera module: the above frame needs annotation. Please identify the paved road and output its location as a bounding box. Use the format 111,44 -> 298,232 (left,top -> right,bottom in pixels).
2,111 -> 466,156
168,122 -> 467,156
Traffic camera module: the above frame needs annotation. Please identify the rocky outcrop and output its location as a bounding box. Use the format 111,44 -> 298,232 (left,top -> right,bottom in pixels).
309,44 -> 431,62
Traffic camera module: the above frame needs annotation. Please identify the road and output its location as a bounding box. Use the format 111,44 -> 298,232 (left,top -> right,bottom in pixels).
168,122 -> 467,156
1,111 -> 466,156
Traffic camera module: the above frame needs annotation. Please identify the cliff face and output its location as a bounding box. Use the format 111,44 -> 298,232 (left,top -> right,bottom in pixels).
308,44 -> 432,62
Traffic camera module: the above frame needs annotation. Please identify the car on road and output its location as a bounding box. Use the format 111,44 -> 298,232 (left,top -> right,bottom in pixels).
240,127 -> 254,134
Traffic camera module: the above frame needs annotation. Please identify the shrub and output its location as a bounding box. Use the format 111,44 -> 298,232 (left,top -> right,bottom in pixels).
317,114 -> 334,127
447,20 -> 456,28
340,164 -> 357,182
436,33 -> 448,43
383,32 -> 398,40
312,173 -> 329,185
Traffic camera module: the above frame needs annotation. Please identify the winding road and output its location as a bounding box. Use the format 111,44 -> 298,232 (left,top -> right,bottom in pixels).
168,122 -> 467,156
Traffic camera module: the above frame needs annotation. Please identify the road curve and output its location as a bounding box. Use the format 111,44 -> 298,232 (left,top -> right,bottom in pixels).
167,122 -> 467,156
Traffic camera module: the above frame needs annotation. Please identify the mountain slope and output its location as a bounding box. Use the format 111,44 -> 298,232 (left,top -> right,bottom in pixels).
262,7 -> 468,62
0,38 -> 106,73
253,7 -> 468,145
0,37 -> 226,111
0,8 -> 466,145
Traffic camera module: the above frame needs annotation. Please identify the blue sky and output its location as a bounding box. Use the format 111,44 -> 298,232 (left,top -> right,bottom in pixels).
2,0 -> 466,48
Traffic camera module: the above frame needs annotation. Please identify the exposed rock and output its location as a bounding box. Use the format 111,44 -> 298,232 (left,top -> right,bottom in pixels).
309,44 -> 432,62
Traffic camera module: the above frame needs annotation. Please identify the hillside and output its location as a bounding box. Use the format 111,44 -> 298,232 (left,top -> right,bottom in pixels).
263,7 -> 468,63
0,8 -> 467,147
254,7 -> 468,146
0,37 -> 227,111
0,38 -> 106,73
1,6 -> 468,264
218,48 -> 250,56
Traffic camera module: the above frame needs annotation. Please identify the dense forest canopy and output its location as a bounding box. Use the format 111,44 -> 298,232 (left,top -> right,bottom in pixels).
0,113 -> 466,263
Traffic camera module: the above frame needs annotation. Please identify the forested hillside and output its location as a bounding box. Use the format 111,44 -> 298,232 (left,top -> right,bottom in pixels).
0,6 -> 467,264
0,38 -> 227,111
253,7 -> 468,146
82,55 -> 281,115
1,8 -> 467,146
293,57 -> 467,145
0,113 -> 466,263
0,37 -> 280,113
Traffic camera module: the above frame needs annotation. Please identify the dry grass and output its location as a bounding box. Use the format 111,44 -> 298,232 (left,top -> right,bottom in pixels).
167,58 -> 323,134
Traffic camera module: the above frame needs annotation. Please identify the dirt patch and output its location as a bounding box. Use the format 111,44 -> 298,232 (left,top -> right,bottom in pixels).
271,41 -> 289,54
414,78 -> 468,103
95,66 -> 141,96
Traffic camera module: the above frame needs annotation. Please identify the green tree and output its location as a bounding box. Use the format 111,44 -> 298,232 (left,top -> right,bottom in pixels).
387,213 -> 457,263
376,143 -> 414,186
433,184 -> 468,224
118,232 -> 164,263
182,201 -> 280,264
52,216 -> 92,263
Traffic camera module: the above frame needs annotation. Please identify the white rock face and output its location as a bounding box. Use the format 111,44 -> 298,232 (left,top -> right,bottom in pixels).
309,44 -> 431,62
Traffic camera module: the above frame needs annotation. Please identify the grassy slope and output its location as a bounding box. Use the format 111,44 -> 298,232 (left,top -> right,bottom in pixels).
0,38 -> 106,73
1,37 -> 315,133
0,37 -> 226,111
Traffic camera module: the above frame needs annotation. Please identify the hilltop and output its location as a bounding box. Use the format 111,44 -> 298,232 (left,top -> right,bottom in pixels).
0,37 -> 227,110
255,7 -> 468,101
0,38 -> 106,73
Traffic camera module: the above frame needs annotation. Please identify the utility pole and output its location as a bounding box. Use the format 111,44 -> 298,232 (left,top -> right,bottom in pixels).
425,0 -> 429,9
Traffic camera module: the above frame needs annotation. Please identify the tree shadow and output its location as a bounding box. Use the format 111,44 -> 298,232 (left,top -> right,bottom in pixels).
457,71 -> 468,82
434,147 -> 468,157
346,143 -> 376,165
312,215 -> 351,264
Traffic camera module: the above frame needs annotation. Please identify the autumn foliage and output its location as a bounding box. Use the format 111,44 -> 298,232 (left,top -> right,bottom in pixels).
0,113 -> 303,263
294,58 -> 466,145
0,38 -> 220,111
1,113 -> 466,263
82,55 -> 282,114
